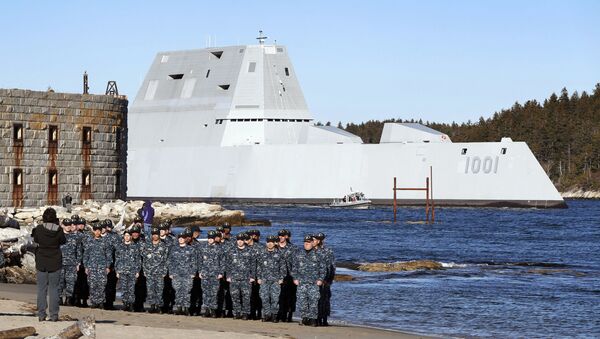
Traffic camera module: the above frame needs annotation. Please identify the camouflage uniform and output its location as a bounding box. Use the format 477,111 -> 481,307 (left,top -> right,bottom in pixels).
278,242 -> 298,320
168,243 -> 196,309
199,242 -> 223,311
161,234 -> 177,312
74,230 -> 90,306
115,241 -> 141,305
225,246 -> 255,316
291,248 -> 325,320
141,240 -> 169,307
247,242 -> 262,319
0,251 -> 5,267
257,247 -> 286,318
189,238 -> 205,315
103,230 -> 120,308
217,238 -> 234,316
316,245 -> 335,323
83,236 -> 110,306
59,232 -> 81,300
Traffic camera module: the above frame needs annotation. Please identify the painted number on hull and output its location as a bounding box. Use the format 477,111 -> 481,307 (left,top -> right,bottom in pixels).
464,156 -> 499,174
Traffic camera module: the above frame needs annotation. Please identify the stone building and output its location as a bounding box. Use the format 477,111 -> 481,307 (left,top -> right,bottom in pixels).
0,88 -> 128,208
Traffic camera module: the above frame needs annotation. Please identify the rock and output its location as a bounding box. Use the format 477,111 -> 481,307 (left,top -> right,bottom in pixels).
357,260 -> 444,272
334,274 -> 355,282
561,189 -> 600,199
7,200 -> 254,229
0,266 -> 36,284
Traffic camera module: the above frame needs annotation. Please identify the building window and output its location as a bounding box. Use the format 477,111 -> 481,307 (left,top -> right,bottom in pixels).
13,123 -> 23,141
161,55 -> 169,63
115,170 -> 121,199
82,126 -> 92,144
49,170 -> 58,187
48,125 -> 58,143
285,67 -> 290,76
248,62 -> 256,73
169,73 -> 184,80
461,148 -> 468,155
210,51 -> 223,59
13,168 -> 23,186
501,148 -> 507,155
82,170 -> 91,187
116,127 -> 122,152
218,85 -> 230,90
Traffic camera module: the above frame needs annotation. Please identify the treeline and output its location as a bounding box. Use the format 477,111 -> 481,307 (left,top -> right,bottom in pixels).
317,84 -> 600,191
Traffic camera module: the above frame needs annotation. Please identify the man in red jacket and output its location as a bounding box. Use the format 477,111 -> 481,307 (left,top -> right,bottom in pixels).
32,208 -> 66,322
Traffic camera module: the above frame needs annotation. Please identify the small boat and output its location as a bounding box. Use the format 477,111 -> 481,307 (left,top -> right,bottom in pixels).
330,191 -> 372,209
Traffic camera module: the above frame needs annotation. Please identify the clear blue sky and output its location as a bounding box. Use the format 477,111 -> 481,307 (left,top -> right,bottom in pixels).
1,1 -> 599,124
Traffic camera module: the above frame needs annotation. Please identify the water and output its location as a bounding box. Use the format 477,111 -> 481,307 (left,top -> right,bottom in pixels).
223,200 -> 600,338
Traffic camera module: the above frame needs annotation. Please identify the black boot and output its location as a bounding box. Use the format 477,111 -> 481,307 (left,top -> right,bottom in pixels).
287,311 -> 293,323
211,309 -> 218,318
322,317 -> 329,326
310,318 -> 318,327
203,309 -> 211,318
241,313 -> 249,320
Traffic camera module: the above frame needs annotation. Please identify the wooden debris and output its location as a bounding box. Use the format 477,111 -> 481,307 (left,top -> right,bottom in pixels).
45,316 -> 95,339
0,326 -> 36,339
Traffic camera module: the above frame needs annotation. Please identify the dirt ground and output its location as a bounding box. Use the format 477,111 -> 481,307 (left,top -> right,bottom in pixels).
0,283 -> 429,339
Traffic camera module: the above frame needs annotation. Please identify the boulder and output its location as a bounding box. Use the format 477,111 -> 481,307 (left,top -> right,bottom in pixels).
0,266 -> 36,284
334,274 -> 355,282
357,260 -> 444,272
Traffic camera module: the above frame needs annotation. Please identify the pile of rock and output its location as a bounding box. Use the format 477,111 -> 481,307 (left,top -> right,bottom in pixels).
5,200 -> 245,228
357,260 -> 444,272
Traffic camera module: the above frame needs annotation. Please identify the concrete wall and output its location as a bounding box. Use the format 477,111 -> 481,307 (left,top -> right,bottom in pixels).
0,88 -> 128,208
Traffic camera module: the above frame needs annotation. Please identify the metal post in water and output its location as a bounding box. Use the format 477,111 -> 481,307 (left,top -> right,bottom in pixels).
424,178 -> 428,223
393,177 -> 397,223
430,166 -> 435,223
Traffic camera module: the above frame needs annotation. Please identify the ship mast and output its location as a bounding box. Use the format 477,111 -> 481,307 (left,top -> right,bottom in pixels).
256,30 -> 268,45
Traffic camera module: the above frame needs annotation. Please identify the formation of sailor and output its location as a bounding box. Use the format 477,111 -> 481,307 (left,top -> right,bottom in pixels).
56,217 -> 335,327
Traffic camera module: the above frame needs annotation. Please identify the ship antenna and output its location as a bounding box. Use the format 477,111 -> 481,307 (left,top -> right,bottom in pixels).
257,30 -> 268,45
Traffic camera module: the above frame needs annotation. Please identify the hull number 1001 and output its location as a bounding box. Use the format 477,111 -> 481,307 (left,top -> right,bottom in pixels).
464,156 -> 499,174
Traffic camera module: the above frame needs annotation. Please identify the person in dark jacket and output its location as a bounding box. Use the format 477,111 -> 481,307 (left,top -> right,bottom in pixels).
141,200 -> 154,235
32,208 -> 67,322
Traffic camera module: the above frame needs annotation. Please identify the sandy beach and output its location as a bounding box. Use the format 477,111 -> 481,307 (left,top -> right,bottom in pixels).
0,283 -> 429,339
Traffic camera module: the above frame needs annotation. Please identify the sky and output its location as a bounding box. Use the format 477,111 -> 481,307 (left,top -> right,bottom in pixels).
1,0 -> 599,124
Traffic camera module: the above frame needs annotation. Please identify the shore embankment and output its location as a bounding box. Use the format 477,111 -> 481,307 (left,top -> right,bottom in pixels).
561,189 -> 600,199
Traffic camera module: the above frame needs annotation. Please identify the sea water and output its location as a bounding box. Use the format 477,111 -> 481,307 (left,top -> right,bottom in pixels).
224,200 -> 600,338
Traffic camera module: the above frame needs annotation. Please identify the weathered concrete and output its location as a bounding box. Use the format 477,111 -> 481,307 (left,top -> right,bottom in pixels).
0,88 -> 128,207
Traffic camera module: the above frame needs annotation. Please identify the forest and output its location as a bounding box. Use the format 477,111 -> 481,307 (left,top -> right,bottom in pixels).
319,84 -> 600,192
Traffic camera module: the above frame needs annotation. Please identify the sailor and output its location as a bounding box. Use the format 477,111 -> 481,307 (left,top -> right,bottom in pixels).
115,229 -> 141,312
59,218 -> 80,306
277,229 -> 298,322
102,219 -> 119,310
187,226 -> 203,316
83,223 -> 110,309
130,224 -> 147,312
200,230 -> 223,317
257,235 -> 286,322
313,233 -> 335,326
158,222 -> 176,313
292,235 -> 325,326
225,232 -> 255,320
245,229 -> 262,320
142,227 -> 169,313
219,223 -> 234,317
168,232 -> 196,315
72,216 -> 89,307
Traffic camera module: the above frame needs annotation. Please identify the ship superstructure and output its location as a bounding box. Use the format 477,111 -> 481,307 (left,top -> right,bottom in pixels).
128,38 -> 565,208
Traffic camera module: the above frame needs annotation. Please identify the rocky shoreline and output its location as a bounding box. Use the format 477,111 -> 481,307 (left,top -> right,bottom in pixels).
560,189 -> 600,199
